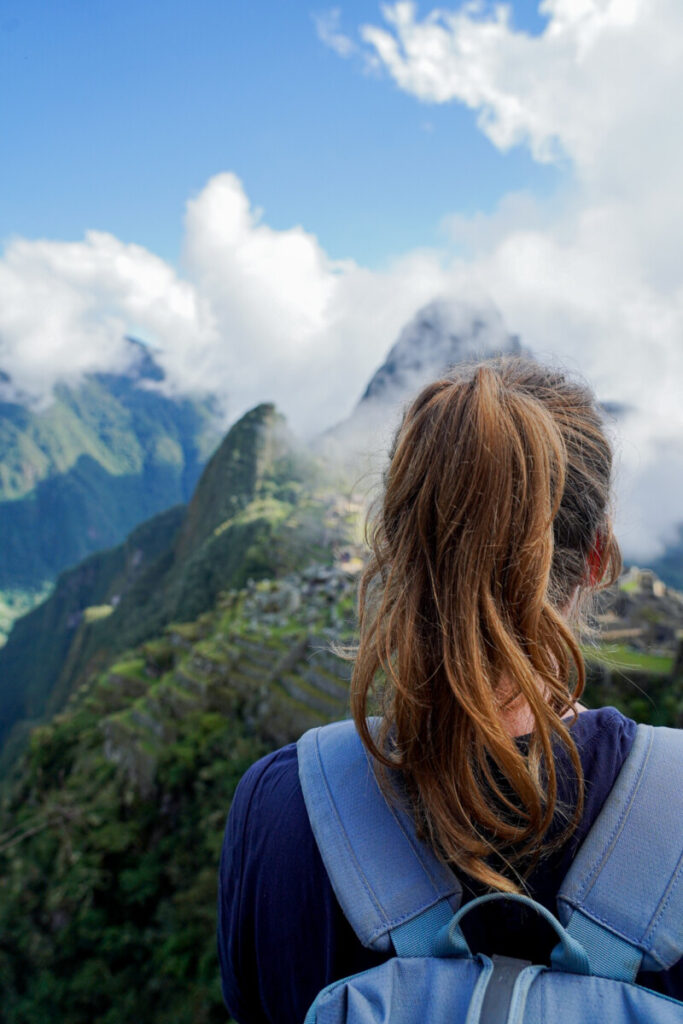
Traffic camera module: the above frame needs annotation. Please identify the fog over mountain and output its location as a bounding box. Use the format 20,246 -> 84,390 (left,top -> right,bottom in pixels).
321,297 -> 522,465
359,297 -> 523,405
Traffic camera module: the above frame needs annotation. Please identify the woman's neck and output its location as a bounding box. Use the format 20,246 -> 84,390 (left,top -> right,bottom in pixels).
497,679 -> 588,738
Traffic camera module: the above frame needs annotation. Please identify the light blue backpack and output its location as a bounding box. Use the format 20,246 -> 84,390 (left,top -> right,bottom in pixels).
297,719 -> 683,1023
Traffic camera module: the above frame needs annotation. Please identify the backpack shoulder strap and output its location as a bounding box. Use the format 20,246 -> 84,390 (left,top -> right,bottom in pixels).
297,719 -> 462,955
557,723 -> 683,981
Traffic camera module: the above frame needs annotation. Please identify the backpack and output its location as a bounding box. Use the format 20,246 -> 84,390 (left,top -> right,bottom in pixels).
297,718 -> 683,1023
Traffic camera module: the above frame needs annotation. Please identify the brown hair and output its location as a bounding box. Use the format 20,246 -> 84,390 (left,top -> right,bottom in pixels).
351,357 -> 621,893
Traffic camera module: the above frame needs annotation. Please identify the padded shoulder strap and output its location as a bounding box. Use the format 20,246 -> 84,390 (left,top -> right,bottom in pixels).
297,719 -> 461,954
557,723 -> 683,980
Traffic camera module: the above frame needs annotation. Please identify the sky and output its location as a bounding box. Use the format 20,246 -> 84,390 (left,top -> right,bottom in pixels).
1,0 -> 683,559
0,0 -> 555,267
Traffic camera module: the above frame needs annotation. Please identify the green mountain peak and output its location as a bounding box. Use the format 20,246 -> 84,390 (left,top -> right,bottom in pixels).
0,402 -> 337,767
176,403 -> 293,559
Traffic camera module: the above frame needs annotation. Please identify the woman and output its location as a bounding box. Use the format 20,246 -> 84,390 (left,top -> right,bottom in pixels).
218,357 -> 682,1022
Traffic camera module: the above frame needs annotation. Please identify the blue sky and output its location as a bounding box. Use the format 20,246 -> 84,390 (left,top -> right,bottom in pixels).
1,0 -> 557,267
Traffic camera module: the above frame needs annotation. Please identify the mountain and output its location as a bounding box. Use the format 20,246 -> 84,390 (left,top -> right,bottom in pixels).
0,403 -> 352,765
0,504 -> 186,769
0,338 -> 220,637
359,296 -> 522,406
0,563 -> 358,1024
320,297 -> 523,463
320,298 -> 683,592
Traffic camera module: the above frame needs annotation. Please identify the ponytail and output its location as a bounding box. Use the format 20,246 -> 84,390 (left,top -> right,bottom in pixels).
351,358 -> 620,892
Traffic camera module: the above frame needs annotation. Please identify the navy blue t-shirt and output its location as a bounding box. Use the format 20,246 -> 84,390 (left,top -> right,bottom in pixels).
218,707 -> 682,1023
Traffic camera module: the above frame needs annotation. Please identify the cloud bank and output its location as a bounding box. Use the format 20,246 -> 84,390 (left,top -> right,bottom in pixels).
0,172 -> 454,434
1,0 -> 682,561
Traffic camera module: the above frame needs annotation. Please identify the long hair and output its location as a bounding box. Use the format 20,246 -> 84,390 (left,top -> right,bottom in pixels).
350,357 -> 621,893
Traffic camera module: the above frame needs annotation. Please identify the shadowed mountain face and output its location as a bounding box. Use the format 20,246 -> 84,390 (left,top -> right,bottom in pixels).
0,338 -> 220,596
0,504 -> 186,767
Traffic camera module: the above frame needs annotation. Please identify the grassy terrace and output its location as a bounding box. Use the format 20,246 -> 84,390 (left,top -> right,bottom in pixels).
108,657 -> 149,681
618,578 -> 640,594
584,643 -> 674,676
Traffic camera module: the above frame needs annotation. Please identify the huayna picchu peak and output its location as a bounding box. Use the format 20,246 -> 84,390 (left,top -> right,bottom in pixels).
0,400 -> 350,766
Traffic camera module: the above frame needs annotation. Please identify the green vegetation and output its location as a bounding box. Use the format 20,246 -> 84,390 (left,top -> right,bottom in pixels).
0,672 -> 266,1023
0,567 -> 357,1023
618,578 -> 640,594
583,645 -> 682,727
83,605 -> 115,624
0,403 -> 358,764
0,504 -> 187,762
0,352 -> 220,596
0,556 -> 678,1023
584,643 -> 674,676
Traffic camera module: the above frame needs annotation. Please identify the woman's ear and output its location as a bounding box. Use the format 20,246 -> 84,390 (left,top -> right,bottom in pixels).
587,532 -> 605,586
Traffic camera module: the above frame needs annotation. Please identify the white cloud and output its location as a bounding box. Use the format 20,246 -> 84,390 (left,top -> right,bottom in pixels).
360,0 -> 658,174
313,8 -> 357,58
464,211 -> 683,559
0,232 -> 207,403
0,173 -> 452,437
174,173 -> 459,432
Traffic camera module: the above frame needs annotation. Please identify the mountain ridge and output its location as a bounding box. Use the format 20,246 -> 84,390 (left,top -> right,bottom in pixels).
0,338 -> 221,622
